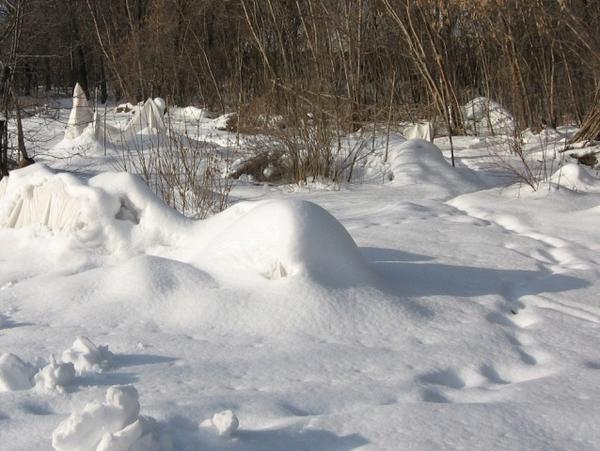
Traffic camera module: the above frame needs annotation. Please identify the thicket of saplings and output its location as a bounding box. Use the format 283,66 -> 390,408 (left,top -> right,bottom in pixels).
0,0 -> 599,204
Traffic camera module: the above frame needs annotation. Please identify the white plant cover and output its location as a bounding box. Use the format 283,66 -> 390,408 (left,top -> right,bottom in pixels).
65,83 -> 94,139
404,122 -> 434,142
0,176 -> 84,232
95,98 -> 166,144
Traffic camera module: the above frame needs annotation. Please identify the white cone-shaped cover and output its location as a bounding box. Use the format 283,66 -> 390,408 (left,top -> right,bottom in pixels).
127,98 -> 166,136
65,83 -> 94,139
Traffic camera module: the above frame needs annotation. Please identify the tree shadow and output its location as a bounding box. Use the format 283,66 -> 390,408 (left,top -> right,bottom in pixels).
360,247 -> 433,263
231,428 -> 368,451
364,247 -> 588,298
0,319 -> 35,330
77,371 -> 139,387
165,415 -> 369,451
112,353 -> 178,369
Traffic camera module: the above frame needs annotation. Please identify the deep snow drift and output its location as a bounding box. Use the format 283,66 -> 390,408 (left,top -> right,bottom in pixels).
2,107 -> 600,450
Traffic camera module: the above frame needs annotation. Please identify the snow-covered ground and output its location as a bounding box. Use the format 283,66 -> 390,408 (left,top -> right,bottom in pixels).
1,101 -> 600,450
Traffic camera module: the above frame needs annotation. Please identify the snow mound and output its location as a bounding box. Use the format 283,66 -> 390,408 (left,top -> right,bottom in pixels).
387,139 -> 481,197
0,353 -> 35,392
62,336 -> 113,374
0,166 -> 372,288
34,355 -> 76,392
170,106 -> 211,122
211,410 -> 239,437
522,127 -> 567,145
195,199 -> 372,286
52,385 -> 158,451
464,97 -> 515,136
551,163 -> 600,193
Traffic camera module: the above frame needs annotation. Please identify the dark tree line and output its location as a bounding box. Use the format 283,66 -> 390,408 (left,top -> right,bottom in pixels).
0,0 -> 599,174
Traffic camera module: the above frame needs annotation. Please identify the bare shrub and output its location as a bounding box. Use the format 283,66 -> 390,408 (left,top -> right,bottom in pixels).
116,127 -> 232,219
488,133 -> 566,191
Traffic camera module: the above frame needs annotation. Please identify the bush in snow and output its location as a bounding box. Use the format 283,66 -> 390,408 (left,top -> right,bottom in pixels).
0,353 -> 35,391
34,355 -> 76,392
62,336 -> 113,374
52,385 -> 158,451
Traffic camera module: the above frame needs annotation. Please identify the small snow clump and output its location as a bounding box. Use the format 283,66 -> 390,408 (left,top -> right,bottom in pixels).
62,336 -> 113,374
0,353 -> 35,391
52,385 -> 158,451
211,410 -> 239,437
34,355 -> 76,392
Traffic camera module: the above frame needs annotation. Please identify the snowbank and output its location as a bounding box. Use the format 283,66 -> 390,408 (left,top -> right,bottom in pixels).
52,385 -> 158,451
387,139 -> 481,197
464,97 -> 515,136
0,353 -> 35,391
170,106 -> 211,122
550,163 -> 600,193
522,127 -> 567,145
0,164 -> 189,251
0,165 -> 371,286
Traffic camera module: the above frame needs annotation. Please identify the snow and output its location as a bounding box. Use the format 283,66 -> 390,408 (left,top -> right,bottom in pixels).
387,138 -> 483,197
550,163 -> 600,193
52,385 -> 157,451
34,356 -> 76,392
62,337 -> 113,375
1,100 -> 600,450
463,97 -> 515,136
210,410 -> 239,437
0,353 -> 35,391
192,198 -> 373,286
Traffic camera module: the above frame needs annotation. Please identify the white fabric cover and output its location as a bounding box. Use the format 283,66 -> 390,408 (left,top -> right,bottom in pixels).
404,122 -> 434,142
0,177 -> 7,199
65,83 -> 94,139
95,98 -> 165,144
127,98 -> 166,135
2,177 -> 84,232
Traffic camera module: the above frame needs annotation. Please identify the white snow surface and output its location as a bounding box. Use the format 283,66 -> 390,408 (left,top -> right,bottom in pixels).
1,107 -> 600,450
